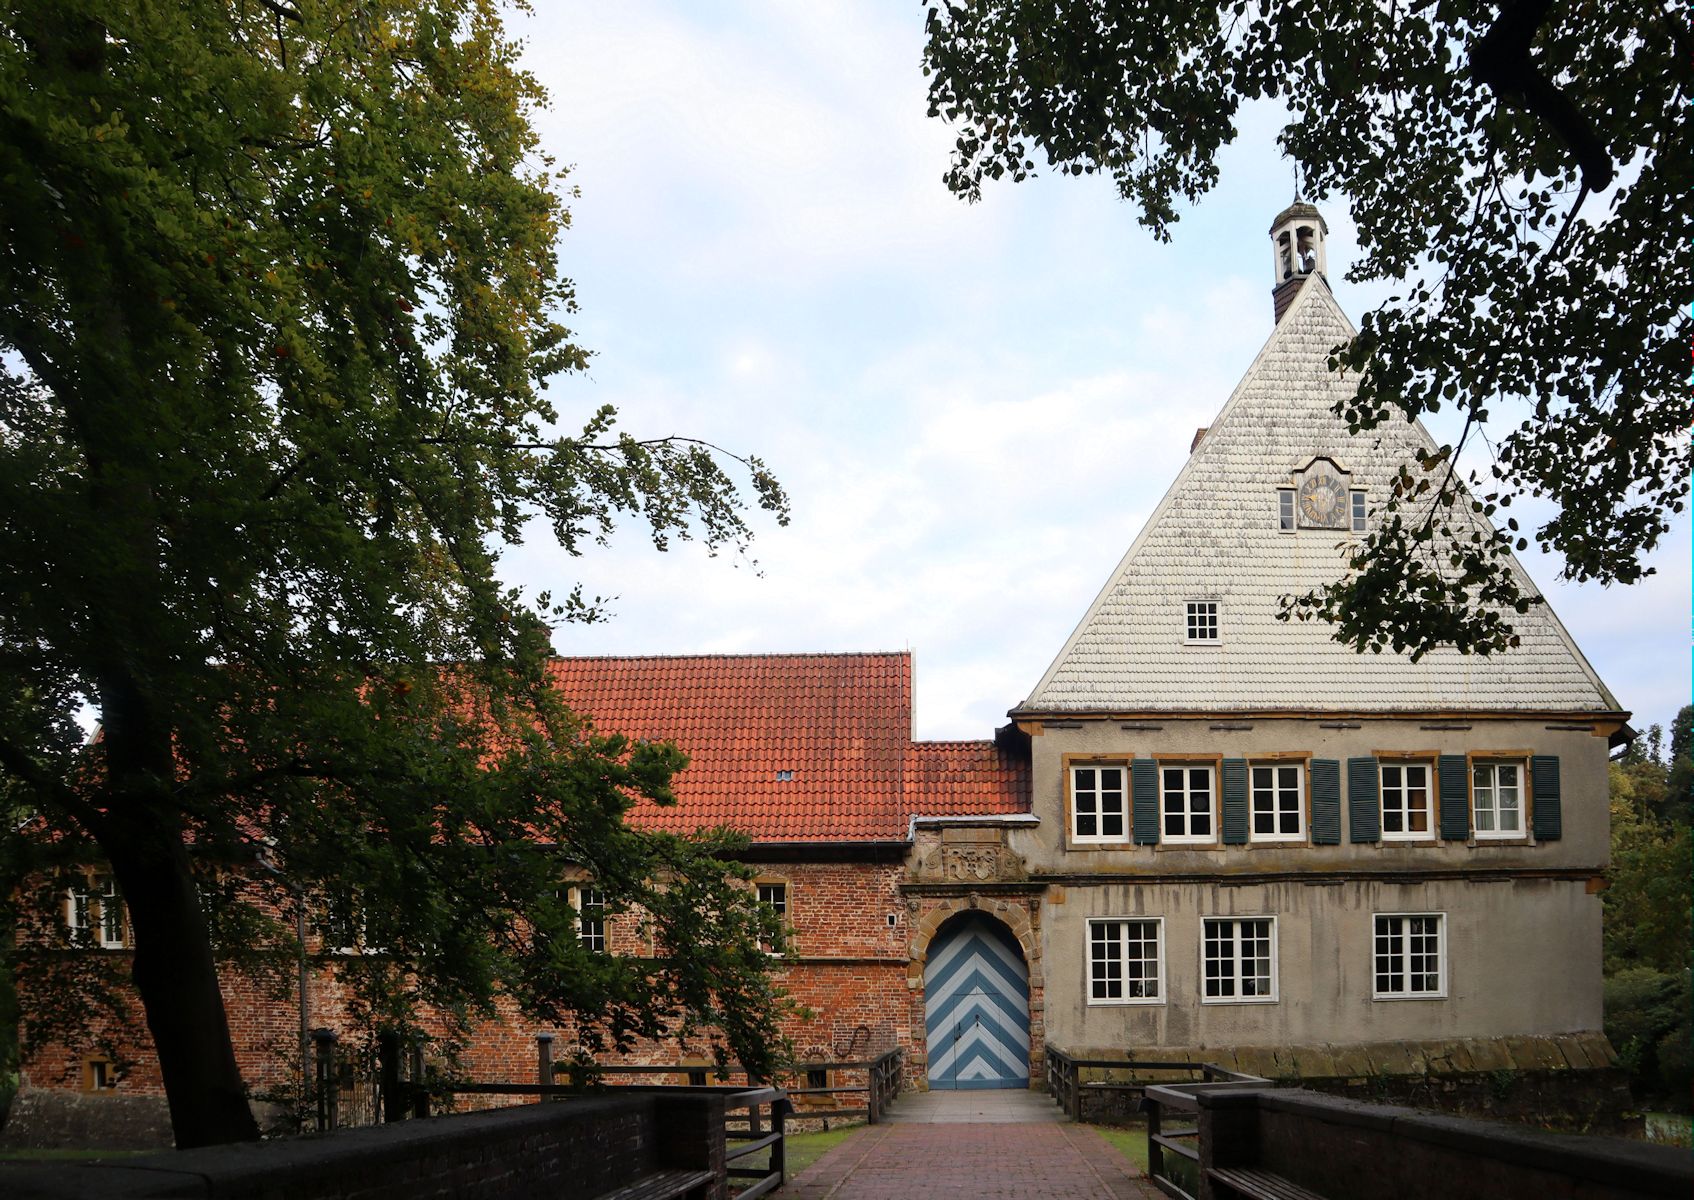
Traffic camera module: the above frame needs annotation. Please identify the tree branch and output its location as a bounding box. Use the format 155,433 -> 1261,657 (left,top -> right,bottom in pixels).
251,0 -> 303,23
0,731 -> 104,834
1470,0 -> 1615,190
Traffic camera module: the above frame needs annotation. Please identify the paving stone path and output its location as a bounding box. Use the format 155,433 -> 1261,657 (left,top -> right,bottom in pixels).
780,1091 -> 1162,1199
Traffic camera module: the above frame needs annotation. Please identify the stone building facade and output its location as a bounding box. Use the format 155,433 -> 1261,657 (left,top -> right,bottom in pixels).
13,207 -> 1628,1128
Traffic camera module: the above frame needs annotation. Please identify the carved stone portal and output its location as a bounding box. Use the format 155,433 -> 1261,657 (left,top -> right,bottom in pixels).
910,826 -> 1028,884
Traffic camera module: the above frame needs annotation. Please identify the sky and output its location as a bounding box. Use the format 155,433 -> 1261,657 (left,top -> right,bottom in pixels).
498,1 -> 1689,744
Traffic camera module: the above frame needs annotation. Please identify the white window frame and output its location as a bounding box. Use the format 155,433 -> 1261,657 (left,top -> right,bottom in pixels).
1087,917 -> 1165,1006
1160,763 -> 1216,844
1184,600 -> 1220,644
1249,762 -> 1305,843
1350,489 -> 1367,532
66,876 -> 125,949
1471,759 -> 1526,840
1278,489 -> 1296,533
757,881 -> 788,955
1372,912 -> 1447,999
1070,764 -> 1129,844
575,885 -> 607,953
1379,761 -> 1435,841
1202,916 -> 1279,1004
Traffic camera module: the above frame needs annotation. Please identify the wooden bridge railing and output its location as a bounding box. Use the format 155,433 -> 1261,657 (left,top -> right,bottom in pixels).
554,1046 -> 904,1126
1045,1045 -> 1268,1200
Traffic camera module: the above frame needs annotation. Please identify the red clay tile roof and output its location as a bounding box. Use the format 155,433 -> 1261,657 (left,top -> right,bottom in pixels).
902,741 -> 1031,818
544,653 -> 1028,842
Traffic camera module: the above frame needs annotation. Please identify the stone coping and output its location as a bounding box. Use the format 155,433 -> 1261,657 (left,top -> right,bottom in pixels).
2,1094 -> 663,1199
1201,1088 -> 1694,1195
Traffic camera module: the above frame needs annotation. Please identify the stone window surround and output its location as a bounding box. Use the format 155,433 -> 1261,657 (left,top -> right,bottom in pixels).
1158,758 -> 1219,845
1469,753 -> 1531,842
1376,754 -> 1438,843
1249,755 -> 1310,844
66,873 -> 125,950
1066,760 -> 1129,845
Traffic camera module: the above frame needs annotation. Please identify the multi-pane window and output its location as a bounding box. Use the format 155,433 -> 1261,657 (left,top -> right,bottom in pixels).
1472,761 -> 1524,838
1374,914 -> 1445,998
1380,762 -> 1433,840
577,886 -> 607,953
1088,919 -> 1163,1004
757,882 -> 787,916
67,876 -> 124,949
1250,763 -> 1304,841
1203,918 -> 1277,1002
1184,601 -> 1219,642
1278,489 -> 1296,532
1161,765 -> 1215,842
757,882 -> 788,954
1350,490 -> 1367,532
1071,765 -> 1128,842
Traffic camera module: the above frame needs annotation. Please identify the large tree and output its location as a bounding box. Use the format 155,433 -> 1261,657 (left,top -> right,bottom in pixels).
923,0 -> 1687,657
0,1 -> 791,1148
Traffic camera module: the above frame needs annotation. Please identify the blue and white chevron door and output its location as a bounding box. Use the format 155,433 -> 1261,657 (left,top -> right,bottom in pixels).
924,913 -> 1030,1090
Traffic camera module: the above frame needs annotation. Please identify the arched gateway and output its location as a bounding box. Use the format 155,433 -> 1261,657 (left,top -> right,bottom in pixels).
922,912 -> 1030,1089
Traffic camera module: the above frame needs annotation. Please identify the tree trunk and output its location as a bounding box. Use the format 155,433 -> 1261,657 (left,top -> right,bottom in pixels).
103,817 -> 260,1147
96,674 -> 259,1149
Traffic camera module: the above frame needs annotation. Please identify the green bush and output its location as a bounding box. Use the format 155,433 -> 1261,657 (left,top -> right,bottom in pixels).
1605,967 -> 1693,1105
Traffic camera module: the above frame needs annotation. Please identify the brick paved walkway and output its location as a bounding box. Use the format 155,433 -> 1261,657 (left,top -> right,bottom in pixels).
779,1120 -> 1162,1199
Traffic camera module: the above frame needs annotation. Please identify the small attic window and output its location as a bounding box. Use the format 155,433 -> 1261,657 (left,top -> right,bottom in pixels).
1185,601 -> 1219,644
1278,489 -> 1296,532
1350,490 -> 1367,533
775,769 -> 795,782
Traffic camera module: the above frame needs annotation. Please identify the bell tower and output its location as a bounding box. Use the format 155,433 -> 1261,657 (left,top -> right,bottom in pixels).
1269,200 -> 1328,323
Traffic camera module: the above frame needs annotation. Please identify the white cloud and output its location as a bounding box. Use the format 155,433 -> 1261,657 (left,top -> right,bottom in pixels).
496,4 -> 1686,744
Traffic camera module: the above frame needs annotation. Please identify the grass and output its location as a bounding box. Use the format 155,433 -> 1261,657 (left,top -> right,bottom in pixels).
1084,1120 -> 1150,1176
729,1121 -> 866,1194
781,1124 -> 864,1177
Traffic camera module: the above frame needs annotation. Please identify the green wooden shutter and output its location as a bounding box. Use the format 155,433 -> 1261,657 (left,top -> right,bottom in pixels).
1131,759 -> 1160,844
1438,754 -> 1471,840
1310,760 -> 1341,844
1531,756 -> 1562,840
1221,759 -> 1249,844
1347,756 -> 1380,843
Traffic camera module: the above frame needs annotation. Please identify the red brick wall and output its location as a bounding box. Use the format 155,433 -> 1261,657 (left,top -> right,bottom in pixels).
18,860 -> 923,1110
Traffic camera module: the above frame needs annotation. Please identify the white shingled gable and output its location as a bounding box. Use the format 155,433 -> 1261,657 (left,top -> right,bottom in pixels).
1020,277 -> 1619,715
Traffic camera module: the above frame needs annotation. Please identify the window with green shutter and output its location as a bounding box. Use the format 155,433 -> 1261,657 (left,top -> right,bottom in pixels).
1310,760 -> 1341,844
1347,756 -> 1380,843
1131,759 -> 1160,845
1530,756 -> 1562,840
1438,755 -> 1470,840
1220,759 -> 1249,844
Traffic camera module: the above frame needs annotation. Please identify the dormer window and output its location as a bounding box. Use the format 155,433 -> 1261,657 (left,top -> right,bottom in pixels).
1185,601 -> 1219,643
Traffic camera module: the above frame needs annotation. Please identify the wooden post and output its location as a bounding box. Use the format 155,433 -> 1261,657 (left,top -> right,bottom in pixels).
410,1040 -> 429,1119
311,1028 -> 337,1131
536,1033 -> 554,1102
868,1060 -> 880,1125
1146,1095 -> 1163,1185
378,1031 -> 402,1123
772,1095 -> 788,1187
